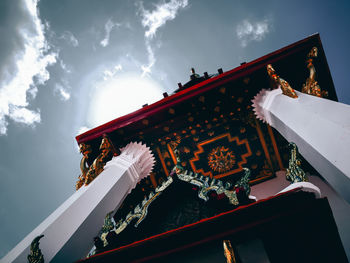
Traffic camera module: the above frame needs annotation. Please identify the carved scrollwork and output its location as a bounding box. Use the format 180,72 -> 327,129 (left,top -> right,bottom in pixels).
100,211 -> 116,247
174,150 -> 251,206
116,176 -> 173,231
28,235 -> 44,263
76,143 -> 92,190
85,134 -> 118,186
267,64 -> 298,98
88,147 -> 251,257
90,175 -> 173,254
286,142 -> 307,183
302,47 -> 328,98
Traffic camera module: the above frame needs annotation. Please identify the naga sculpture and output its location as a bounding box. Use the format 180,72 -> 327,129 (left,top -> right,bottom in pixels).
100,211 -> 116,247
85,134 -> 118,185
27,235 -> 44,263
116,176 -> 173,232
175,165 -> 251,206
88,148 -> 252,257
76,143 -> 92,190
302,47 -> 328,98
89,175 -> 173,254
267,64 -> 298,98
286,142 -> 307,183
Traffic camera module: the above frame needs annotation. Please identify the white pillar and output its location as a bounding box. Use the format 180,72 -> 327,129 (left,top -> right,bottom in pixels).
1,142 -> 155,263
252,89 -> 350,203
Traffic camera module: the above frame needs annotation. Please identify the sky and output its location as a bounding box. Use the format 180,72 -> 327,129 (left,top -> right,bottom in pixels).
1,0 -> 350,258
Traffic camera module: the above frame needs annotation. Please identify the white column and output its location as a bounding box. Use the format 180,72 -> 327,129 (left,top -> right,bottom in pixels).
252,89 -> 350,203
1,142 -> 155,263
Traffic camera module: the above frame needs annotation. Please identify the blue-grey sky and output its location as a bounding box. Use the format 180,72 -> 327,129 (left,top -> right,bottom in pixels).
1,0 -> 350,258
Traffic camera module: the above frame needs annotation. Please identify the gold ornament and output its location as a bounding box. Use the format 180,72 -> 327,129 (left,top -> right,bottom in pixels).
76,143 -> 92,190
85,135 -> 118,185
302,47 -> 328,98
267,64 -> 298,98
223,240 -> 237,263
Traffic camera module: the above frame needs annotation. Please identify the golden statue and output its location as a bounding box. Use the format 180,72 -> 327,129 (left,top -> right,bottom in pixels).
302,47 -> 328,98
76,143 -> 92,190
267,64 -> 298,98
85,134 -> 118,185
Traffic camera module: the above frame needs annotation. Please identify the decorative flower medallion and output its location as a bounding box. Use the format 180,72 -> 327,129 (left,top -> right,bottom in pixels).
208,146 -> 236,173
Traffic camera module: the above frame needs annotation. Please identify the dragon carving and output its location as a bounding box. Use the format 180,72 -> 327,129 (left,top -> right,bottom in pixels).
100,211 -> 116,247
85,134 -> 118,185
267,64 -> 298,98
76,143 -> 92,190
27,235 -> 44,263
173,149 -> 251,206
286,142 -> 307,183
92,175 -> 173,251
88,148 -> 252,257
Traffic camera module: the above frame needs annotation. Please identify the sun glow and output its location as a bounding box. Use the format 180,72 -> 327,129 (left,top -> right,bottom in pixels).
88,73 -> 163,127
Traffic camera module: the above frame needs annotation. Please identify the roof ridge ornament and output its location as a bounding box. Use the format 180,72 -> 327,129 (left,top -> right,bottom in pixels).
267,64 -> 298,98
223,240 -> 237,263
84,134 -> 118,186
28,235 -> 44,263
76,143 -> 92,190
286,142 -> 308,183
302,47 -> 328,98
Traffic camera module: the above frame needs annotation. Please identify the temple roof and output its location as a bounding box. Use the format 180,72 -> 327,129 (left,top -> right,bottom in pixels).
76,33 -> 337,145
74,34 -> 344,262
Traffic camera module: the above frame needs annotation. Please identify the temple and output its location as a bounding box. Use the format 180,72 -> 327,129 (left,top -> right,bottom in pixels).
3,33 -> 350,263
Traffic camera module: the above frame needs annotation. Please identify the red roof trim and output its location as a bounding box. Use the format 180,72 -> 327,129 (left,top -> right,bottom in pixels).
76,34 -> 320,144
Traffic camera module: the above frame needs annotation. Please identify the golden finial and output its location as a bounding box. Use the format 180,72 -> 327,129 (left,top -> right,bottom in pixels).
267,64 -> 298,98
223,240 -> 237,263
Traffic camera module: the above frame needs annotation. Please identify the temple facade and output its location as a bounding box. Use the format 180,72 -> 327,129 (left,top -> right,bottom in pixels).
2,33 -> 350,263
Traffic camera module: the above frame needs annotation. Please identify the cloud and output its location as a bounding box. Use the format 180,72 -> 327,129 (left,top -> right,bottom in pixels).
137,0 -> 188,76
236,19 -> 271,47
59,59 -> 72,74
100,19 -> 121,47
0,0 -> 56,135
140,44 -> 155,77
54,83 -> 71,101
59,31 -> 79,47
77,126 -> 90,135
138,0 -> 188,39
8,106 -> 41,125
103,64 -> 123,80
